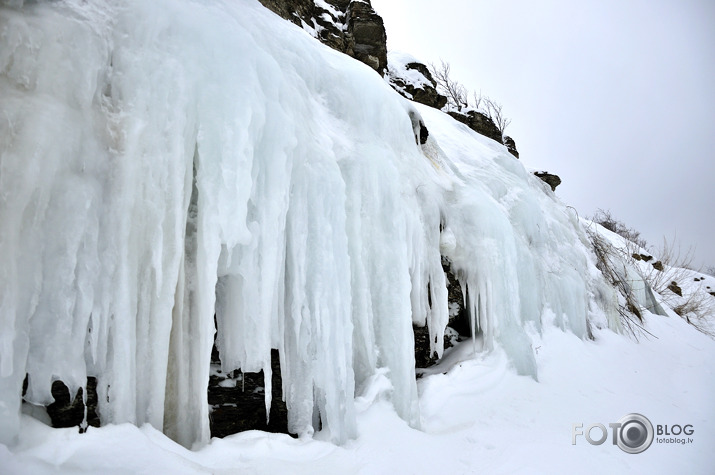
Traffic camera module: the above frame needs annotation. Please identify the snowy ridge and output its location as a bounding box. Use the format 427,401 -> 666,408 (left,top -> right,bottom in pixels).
1,0 -> 619,450
386,51 -> 433,94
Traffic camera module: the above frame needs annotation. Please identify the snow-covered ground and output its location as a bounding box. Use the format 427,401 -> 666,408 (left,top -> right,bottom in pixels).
1,0 -> 713,473
2,311 -> 713,474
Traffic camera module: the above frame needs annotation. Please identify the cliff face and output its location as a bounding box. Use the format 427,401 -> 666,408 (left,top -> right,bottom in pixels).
386,51 -> 448,110
258,0 -> 387,75
257,1 -> 514,154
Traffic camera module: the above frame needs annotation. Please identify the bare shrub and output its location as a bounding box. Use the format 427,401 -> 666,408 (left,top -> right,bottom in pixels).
590,209 -> 648,250
587,228 -> 651,339
587,215 -> 714,338
483,97 -> 511,136
471,90 -> 484,110
430,60 -> 468,111
429,60 -> 511,135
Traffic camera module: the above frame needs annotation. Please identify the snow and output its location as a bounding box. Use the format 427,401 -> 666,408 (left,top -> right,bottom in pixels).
1,0 -> 713,472
386,50 -> 434,95
2,314 -> 714,474
314,0 -> 343,22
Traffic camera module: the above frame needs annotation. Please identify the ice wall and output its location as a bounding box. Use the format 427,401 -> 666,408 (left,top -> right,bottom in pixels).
0,0 -> 615,448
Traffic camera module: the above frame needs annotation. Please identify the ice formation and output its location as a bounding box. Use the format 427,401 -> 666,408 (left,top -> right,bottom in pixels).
0,0 -> 619,449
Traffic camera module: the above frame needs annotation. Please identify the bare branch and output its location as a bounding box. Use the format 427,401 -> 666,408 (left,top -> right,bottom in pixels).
471,90 -> 483,110
429,60 -> 468,111
483,97 -> 511,136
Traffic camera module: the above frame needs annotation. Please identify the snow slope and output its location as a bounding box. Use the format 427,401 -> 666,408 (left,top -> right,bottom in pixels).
2,308 -> 713,474
1,0 -> 713,472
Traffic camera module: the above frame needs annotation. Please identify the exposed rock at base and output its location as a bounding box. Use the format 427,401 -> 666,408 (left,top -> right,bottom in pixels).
413,256 -> 473,370
448,110 -> 503,143
413,324 -> 455,369
258,0 -> 387,75
503,135 -> 519,158
652,260 -> 664,271
533,171 -> 562,192
208,345 -> 290,438
22,376 -> 100,431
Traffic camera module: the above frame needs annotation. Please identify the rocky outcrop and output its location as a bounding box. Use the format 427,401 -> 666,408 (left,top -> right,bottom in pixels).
668,281 -> 683,297
503,136 -> 519,158
533,171 -> 561,192
345,1 -> 387,74
258,0 -> 387,75
386,52 -> 448,109
448,110 -> 503,143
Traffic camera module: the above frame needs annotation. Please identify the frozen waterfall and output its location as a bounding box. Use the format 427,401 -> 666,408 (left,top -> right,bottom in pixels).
0,0 -> 618,448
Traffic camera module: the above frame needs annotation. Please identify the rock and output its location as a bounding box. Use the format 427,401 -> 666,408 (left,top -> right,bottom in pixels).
258,0 -> 388,75
413,256 -> 474,369
442,256 -> 473,337
208,346 -> 290,438
503,136 -> 519,158
386,53 -> 448,109
413,324 -> 454,369
24,377 -> 100,431
533,171 -> 562,192
418,120 -> 429,144
345,1 -> 387,75
447,110 -> 503,143
652,261 -> 664,271
407,108 -> 430,145
667,281 -> 683,297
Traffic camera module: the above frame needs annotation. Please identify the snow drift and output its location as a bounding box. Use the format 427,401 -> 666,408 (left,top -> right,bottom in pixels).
1,0 -> 620,449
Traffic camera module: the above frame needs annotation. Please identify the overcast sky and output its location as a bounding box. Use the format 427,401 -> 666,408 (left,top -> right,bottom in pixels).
371,0 -> 715,270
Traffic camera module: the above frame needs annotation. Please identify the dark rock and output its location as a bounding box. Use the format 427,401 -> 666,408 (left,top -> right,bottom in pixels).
258,0 -> 388,75
208,347 -> 290,438
652,261 -> 664,271
418,120 -> 429,144
413,256 -> 478,369
387,59 -> 448,109
533,172 -> 561,192
632,253 -> 642,261
667,281 -> 683,297
258,0 -> 318,28
345,1 -> 387,75
413,324 -> 454,369
503,136 -> 519,158
407,109 -> 429,145
448,110 -> 503,143
442,256 -> 472,337
43,378 -> 99,431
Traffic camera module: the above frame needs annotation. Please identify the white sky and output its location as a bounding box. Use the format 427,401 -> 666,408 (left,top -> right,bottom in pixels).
371,0 -> 715,269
